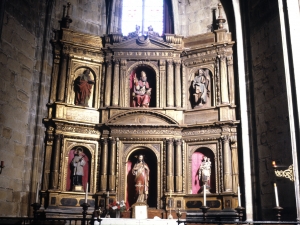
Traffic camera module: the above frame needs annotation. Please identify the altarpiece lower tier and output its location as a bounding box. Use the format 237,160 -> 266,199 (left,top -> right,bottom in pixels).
41,5 -> 240,218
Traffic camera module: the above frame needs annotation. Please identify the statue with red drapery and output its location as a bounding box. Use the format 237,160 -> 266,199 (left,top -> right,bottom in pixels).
75,69 -> 95,107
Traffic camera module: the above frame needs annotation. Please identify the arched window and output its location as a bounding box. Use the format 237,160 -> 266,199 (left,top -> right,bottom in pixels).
122,0 -> 173,36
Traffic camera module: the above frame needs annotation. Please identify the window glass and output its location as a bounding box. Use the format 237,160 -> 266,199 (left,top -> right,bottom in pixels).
122,0 -> 163,36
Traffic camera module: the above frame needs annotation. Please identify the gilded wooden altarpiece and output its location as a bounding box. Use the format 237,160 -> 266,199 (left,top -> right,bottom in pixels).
42,10 -> 241,216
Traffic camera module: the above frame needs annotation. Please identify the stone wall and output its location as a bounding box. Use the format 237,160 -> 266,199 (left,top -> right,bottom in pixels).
177,0 -> 228,36
243,0 -> 296,220
0,0 -> 52,216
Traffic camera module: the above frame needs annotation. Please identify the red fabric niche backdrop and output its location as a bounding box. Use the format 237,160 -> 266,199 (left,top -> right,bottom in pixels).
192,152 -> 205,194
66,149 -> 90,191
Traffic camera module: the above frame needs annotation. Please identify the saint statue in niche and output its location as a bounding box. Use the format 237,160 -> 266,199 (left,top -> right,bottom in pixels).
132,71 -> 152,107
74,69 -> 95,107
132,155 -> 150,203
199,156 -> 211,193
192,69 -> 210,107
71,147 -> 86,191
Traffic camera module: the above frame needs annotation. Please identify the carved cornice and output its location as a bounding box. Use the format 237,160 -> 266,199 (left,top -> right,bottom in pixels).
55,123 -> 100,135
111,128 -> 181,135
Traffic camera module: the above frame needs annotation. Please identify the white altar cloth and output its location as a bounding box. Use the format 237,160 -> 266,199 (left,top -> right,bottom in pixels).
100,218 -> 178,225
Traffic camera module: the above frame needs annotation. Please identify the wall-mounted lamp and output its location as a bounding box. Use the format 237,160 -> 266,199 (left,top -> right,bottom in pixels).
0,161 -> 4,174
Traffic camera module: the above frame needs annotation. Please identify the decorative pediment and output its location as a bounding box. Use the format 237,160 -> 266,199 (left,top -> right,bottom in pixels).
106,110 -> 179,126
110,36 -> 175,50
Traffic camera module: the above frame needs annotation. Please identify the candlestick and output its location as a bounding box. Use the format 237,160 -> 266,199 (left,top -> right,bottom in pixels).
1,161 -> 4,167
85,182 -> 88,203
237,184 -> 241,206
203,185 -> 206,206
35,183 -> 39,203
274,183 -> 279,207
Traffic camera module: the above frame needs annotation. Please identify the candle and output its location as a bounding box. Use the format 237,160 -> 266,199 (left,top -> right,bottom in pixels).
203,185 -> 206,206
85,182 -> 88,203
36,183 -> 39,203
272,161 -> 276,167
170,189 -> 172,198
168,198 -> 172,208
237,184 -> 241,206
274,183 -> 279,207
107,191 -> 109,197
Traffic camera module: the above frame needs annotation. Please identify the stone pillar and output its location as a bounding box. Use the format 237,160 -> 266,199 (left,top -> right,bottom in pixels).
51,134 -> 63,189
166,59 -> 174,107
227,55 -> 235,105
220,55 -> 229,104
100,138 -> 108,191
175,139 -> 183,192
222,135 -> 232,192
104,61 -> 112,107
159,60 -> 166,107
57,51 -> 68,102
230,135 -> 239,193
166,139 -> 174,191
174,60 -> 182,108
112,60 -> 120,106
108,138 -> 116,191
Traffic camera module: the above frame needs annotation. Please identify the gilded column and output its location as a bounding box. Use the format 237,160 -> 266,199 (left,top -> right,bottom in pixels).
166,59 -> 174,107
112,60 -> 120,106
42,127 -> 54,190
159,60 -> 166,107
57,51 -> 68,102
174,60 -> 182,108
100,138 -> 108,191
220,55 -> 229,104
49,36 -> 60,103
182,64 -> 187,108
104,61 -> 112,107
166,139 -> 174,191
222,135 -> 232,192
108,138 -> 116,191
120,60 -> 127,107
230,135 -> 239,193
175,139 -> 183,192
227,55 -> 235,105
51,134 -> 63,189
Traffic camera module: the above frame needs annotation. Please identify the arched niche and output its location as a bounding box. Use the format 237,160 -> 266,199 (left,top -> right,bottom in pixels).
127,62 -> 159,108
71,67 -> 96,108
188,67 -> 214,109
190,147 -> 216,194
123,146 -> 160,209
66,146 -> 92,191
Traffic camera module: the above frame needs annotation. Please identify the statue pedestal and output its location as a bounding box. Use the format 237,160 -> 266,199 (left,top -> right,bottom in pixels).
72,185 -> 83,192
132,202 -> 149,219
